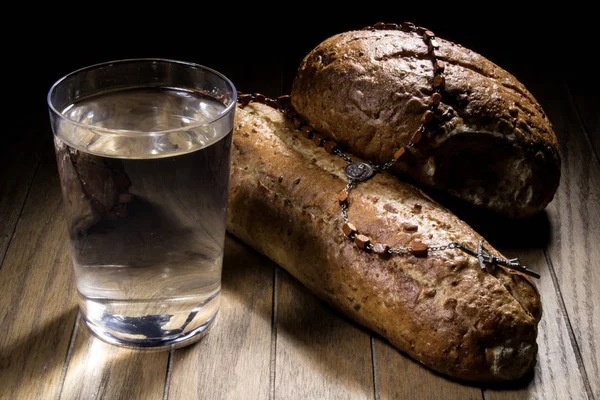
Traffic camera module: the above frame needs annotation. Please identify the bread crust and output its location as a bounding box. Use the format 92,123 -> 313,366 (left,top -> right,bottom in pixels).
227,103 -> 542,382
291,29 -> 561,218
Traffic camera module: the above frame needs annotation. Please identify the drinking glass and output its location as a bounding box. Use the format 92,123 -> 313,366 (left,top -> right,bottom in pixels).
47,59 -> 236,349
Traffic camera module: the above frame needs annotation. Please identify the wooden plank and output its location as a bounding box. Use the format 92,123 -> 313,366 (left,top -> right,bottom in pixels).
529,80 -> 599,398
566,78 -> 600,159
59,318 -> 168,400
484,248 -> 589,400
374,338 -> 481,400
0,146 -> 78,399
274,268 -> 374,400
167,236 -> 274,400
0,132 -> 47,269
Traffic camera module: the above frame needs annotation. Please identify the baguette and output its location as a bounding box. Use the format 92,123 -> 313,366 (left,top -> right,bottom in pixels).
227,102 -> 541,382
291,27 -> 560,218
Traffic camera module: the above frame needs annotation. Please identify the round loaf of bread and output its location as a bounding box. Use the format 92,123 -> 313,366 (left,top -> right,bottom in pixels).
291,27 -> 560,218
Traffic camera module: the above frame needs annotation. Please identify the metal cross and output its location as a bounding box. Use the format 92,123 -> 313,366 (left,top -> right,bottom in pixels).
451,240 -> 540,279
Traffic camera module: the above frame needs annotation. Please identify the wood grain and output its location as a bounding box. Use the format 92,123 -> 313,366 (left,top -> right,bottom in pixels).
0,147 -> 78,399
374,338 -> 481,400
531,81 -> 600,398
167,236 -> 274,400
274,268 -> 374,400
0,132 -> 47,269
59,317 -> 168,400
566,79 -> 600,159
484,248 -> 589,400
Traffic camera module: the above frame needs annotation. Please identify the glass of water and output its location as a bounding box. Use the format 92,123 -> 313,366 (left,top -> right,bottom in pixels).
47,59 -> 236,349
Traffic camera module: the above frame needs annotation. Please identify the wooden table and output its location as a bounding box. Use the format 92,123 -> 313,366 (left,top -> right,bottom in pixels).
1,71 -> 598,399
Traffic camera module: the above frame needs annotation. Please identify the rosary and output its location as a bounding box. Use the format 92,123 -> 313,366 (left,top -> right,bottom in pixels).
238,21 -> 540,279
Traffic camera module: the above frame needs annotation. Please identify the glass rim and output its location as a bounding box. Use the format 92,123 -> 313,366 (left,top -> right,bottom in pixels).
47,58 -> 237,136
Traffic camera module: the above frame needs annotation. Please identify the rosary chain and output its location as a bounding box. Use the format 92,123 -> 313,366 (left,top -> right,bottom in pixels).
240,22 -> 453,257
330,22 -> 446,256
334,148 -> 354,164
235,21 -> 537,278
340,203 -> 349,223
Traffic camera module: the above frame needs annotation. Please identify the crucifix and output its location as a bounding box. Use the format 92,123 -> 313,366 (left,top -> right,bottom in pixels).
452,240 -> 540,279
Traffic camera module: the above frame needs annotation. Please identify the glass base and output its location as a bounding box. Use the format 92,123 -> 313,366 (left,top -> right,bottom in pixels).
81,310 -> 219,351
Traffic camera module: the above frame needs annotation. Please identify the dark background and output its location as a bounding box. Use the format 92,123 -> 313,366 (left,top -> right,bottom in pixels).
12,7 -> 594,107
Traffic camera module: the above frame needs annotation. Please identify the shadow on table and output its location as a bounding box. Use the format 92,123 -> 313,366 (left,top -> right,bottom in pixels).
0,307 -> 78,397
55,316 -> 168,399
223,235 -> 378,394
371,330 -> 536,395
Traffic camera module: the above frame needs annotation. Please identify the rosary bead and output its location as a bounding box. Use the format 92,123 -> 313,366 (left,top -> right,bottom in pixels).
342,222 -> 357,237
428,39 -> 440,51
253,93 -> 265,103
301,125 -> 314,138
393,147 -> 406,160
354,234 -> 371,249
401,22 -> 416,31
433,74 -> 445,89
338,191 -> 349,205
410,129 -> 423,144
324,140 -> 338,154
265,98 -> 278,109
277,95 -> 291,106
238,93 -> 252,106
411,241 -> 429,257
435,60 -> 445,73
373,243 -> 390,254
421,110 -> 434,124
312,133 -> 326,146
430,92 -> 442,106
